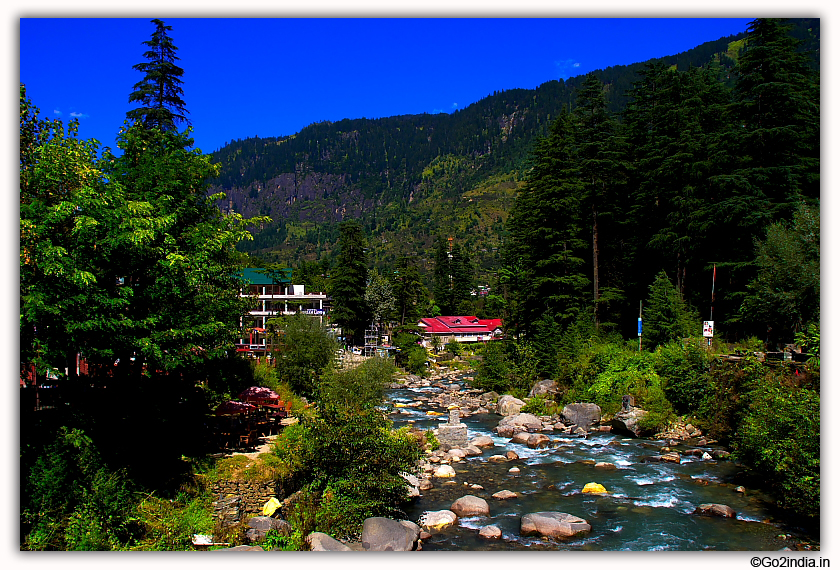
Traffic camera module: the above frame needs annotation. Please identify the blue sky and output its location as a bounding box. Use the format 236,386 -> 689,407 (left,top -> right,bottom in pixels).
20,17 -> 755,154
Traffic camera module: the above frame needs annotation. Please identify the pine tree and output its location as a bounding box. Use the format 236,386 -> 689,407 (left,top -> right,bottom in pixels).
126,19 -> 190,132
730,18 -> 820,208
572,74 -> 628,331
329,220 -> 370,344
506,108 -> 588,335
392,256 -> 427,325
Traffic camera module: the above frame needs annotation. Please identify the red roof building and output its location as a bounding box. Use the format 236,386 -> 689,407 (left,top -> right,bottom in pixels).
417,316 -> 504,345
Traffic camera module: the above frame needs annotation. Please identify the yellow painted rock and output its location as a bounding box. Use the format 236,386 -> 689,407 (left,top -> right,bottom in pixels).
447,404 -> 460,410
262,497 -> 281,516
395,403 -> 408,408
427,411 -> 444,416
582,482 -> 609,494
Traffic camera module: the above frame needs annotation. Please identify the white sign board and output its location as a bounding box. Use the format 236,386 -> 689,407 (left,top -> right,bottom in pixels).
702,321 -> 714,338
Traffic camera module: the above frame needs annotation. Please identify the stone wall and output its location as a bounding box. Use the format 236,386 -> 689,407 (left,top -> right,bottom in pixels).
211,478 -> 278,523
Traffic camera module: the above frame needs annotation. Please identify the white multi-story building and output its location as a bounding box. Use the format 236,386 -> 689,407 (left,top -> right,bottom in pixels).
236,268 -> 329,356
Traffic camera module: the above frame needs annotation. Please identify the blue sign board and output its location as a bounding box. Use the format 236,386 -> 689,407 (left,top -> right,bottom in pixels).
637,317 -> 643,337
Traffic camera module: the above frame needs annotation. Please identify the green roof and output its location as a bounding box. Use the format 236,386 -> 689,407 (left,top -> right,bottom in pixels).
241,267 -> 293,285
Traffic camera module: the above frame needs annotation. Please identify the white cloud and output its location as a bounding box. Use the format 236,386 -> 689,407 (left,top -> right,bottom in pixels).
53,109 -> 62,115
451,102 -> 458,109
70,112 -> 89,118
555,58 -> 581,80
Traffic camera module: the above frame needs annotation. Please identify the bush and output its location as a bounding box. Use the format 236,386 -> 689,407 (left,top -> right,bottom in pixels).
132,493 -> 215,551
272,403 -> 423,540
734,378 -> 820,518
562,342 -> 675,431
22,427 -> 137,551
318,356 -> 395,411
445,340 -> 463,356
261,529 -> 304,551
655,340 -> 712,415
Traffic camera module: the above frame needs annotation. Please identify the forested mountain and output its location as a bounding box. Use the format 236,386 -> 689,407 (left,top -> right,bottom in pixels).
209,18 -> 819,342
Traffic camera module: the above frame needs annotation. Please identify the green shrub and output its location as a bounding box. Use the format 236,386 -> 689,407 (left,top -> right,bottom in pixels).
445,340 -> 463,356
22,427 -> 137,551
132,493 -> 214,551
734,378 -> 820,518
424,429 -> 440,451
272,404 -> 423,540
261,529 -> 304,551
655,340 -> 712,415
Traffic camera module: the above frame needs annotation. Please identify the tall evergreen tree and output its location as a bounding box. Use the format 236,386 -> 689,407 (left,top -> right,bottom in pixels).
329,220 -> 370,344
730,18 -> 820,208
432,236 -> 453,314
506,108 -> 588,336
392,256 -> 427,325
572,74 -> 628,331
126,19 -> 190,132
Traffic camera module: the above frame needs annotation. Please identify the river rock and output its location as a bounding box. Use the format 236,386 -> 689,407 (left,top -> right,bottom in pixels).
420,510 -> 458,530
492,490 -> 518,500
479,391 -> 499,404
520,512 -> 591,538
488,454 -> 507,461
245,516 -> 292,543
509,467 -> 521,474
505,450 -> 519,460
582,482 -> 608,494
594,462 -> 617,470
529,379 -> 559,398
495,413 -> 543,437
361,517 -> 421,551
450,495 -> 490,517
660,452 -> 681,463
434,464 -> 456,478
307,531 -> 353,551
462,445 -> 483,457
479,525 -> 502,539
497,395 -> 526,416
694,503 -> 736,518
609,406 -> 652,437
510,432 -> 531,445
561,403 -> 602,429
212,545 -> 266,551
470,436 -> 495,448
526,433 -> 551,448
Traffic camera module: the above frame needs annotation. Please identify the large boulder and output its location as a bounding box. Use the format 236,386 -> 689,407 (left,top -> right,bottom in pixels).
561,403 -> 602,429
433,464 -> 456,478
470,435 -> 495,448
420,510 -> 458,530
479,525 -> 502,539
520,512 -> 591,538
450,495 -> 490,517
495,413 -> 543,437
497,395 -> 526,416
529,379 -> 559,398
245,516 -> 292,543
694,503 -> 736,518
609,406 -> 653,437
307,532 -> 353,551
361,517 -> 421,551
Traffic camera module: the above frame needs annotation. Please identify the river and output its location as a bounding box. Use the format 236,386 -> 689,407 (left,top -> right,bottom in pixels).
383,373 -> 818,551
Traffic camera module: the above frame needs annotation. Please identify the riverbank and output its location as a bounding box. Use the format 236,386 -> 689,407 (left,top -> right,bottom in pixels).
383,367 -> 819,551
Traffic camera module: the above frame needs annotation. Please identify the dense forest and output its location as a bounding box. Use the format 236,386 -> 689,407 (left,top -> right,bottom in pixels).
212,18 -> 819,346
